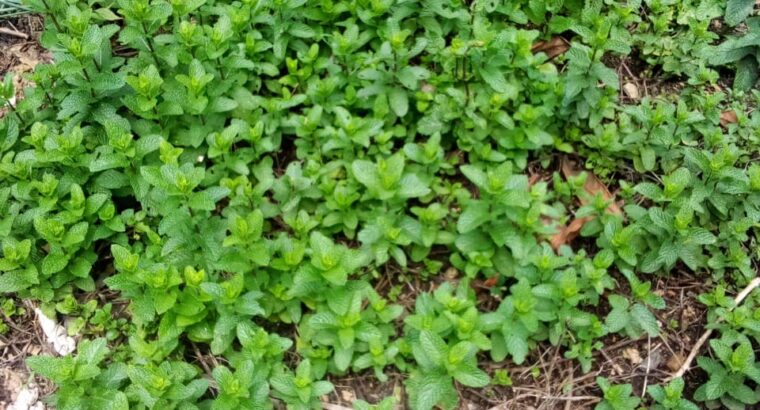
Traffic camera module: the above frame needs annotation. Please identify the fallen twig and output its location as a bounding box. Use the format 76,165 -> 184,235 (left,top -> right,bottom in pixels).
668,277 -> 760,380
0,26 -> 28,39
600,348 -> 624,376
641,336 -> 651,398
491,391 -> 601,409
563,364 -> 574,410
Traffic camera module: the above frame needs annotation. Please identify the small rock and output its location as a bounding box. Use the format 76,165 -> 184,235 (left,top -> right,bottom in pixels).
623,82 -> 640,100
339,389 -> 355,403
640,349 -> 664,370
35,308 -> 76,356
680,305 -> 697,328
8,381 -> 45,410
623,347 -> 642,365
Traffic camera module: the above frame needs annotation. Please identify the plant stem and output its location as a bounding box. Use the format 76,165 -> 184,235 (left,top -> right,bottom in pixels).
5,102 -> 24,124
40,0 -> 62,31
216,57 -> 226,80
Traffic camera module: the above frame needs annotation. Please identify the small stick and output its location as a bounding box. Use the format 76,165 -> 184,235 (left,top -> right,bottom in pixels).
0,27 -> 29,39
599,348 -> 624,375
641,335 -> 651,398
492,393 -> 601,408
669,277 -> 760,380
191,342 -> 213,377
564,364 -> 574,410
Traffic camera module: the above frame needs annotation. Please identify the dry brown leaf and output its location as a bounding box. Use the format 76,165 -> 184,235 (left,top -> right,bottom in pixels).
482,276 -> 499,288
528,173 -> 542,186
720,110 -> 738,127
549,158 -> 623,250
550,217 -> 590,251
666,352 -> 685,372
623,347 -> 643,365
10,45 -> 42,73
531,36 -> 570,59
561,157 -> 622,216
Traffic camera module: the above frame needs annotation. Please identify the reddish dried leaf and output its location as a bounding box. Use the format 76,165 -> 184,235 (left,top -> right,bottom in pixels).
549,158 -> 624,250
560,157 -> 622,216
666,352 -> 685,372
720,110 -> 738,127
531,36 -> 570,59
550,217 -> 590,251
483,276 -> 499,288
528,174 -> 541,186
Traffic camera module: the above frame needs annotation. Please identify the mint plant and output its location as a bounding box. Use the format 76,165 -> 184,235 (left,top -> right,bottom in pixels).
3,0 -> 760,408
27,338 -> 129,409
693,333 -> 760,408
209,361 -> 270,410
648,378 -> 699,410
709,17 -> 760,90
406,330 -> 490,410
270,360 -> 334,410
595,377 -> 641,410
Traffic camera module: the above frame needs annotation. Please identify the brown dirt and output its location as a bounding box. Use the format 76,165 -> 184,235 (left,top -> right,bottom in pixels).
325,372 -> 404,408
0,16 -> 56,408
0,15 -> 50,119
605,53 -> 689,104
0,300 -> 55,408
0,15 -> 47,74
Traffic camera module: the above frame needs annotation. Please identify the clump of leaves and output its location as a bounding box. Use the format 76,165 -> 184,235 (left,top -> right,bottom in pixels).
0,0 -> 30,18
406,331 -> 490,410
3,0 -> 760,408
26,339 -> 130,408
694,333 -> 760,408
709,17 -> 760,91
595,377 -> 641,410
648,378 -> 699,410
270,360 -> 334,410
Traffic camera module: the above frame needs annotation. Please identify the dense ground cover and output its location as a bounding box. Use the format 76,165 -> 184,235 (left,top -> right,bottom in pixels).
2,0 -> 760,408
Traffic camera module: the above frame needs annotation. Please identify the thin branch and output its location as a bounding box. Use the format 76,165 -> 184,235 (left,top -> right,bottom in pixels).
490,392 -> 601,409
668,277 -> 760,381
641,335 -> 651,398
0,26 -> 28,39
